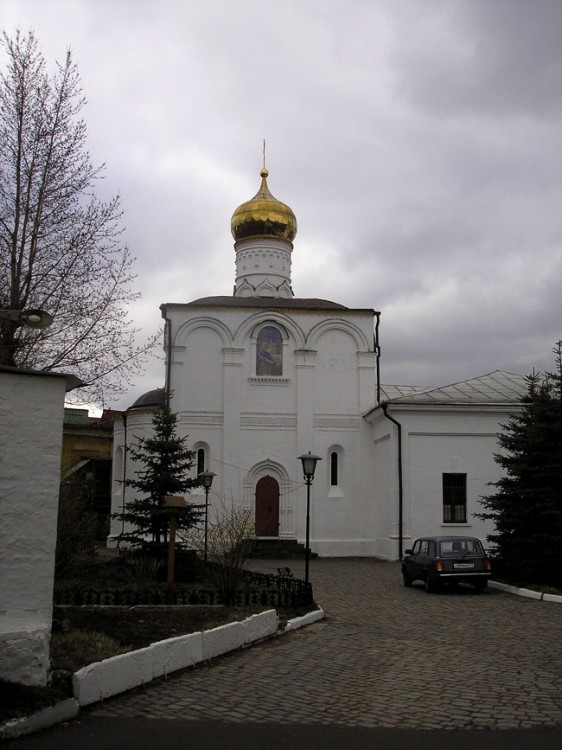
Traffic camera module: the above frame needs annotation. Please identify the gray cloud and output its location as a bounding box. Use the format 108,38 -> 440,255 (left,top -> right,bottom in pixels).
3,0 -> 560,410
392,0 -> 562,118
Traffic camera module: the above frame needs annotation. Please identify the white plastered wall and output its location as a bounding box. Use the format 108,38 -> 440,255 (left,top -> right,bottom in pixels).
0,370 -> 68,686
163,303 -> 378,556
108,407 -> 161,546
369,405 -> 517,560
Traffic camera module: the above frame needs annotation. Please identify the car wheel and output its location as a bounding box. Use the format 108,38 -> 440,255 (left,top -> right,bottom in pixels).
424,575 -> 438,594
402,568 -> 413,587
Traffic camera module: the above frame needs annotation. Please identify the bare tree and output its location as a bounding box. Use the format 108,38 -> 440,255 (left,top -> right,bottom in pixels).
182,501 -> 255,605
0,30 -> 155,402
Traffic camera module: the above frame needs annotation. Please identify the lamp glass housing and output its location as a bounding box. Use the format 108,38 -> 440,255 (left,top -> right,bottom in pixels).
198,470 -> 216,489
298,452 -> 322,479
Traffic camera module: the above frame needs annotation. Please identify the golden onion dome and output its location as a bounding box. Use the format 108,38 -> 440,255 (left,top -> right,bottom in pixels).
231,168 -> 297,243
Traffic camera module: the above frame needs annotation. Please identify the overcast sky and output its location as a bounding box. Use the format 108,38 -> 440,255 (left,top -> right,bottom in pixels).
3,0 -> 562,411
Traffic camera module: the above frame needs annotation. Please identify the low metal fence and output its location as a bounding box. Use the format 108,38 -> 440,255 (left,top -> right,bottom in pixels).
54,569 -> 313,608
242,568 -> 313,606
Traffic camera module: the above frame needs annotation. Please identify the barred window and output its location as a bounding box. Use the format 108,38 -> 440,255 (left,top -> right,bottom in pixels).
443,473 -> 467,523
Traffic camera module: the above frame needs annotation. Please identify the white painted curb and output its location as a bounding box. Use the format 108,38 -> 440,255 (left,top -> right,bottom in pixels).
284,607 -> 325,631
0,698 -> 79,740
1,606 -> 324,736
489,581 -> 562,602
543,592 -> 562,603
73,609 -> 280,706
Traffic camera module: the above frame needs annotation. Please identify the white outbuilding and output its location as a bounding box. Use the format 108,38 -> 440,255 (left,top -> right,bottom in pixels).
365,371 -> 527,559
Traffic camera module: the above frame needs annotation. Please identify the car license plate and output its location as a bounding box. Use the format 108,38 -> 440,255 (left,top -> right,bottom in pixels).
453,562 -> 475,569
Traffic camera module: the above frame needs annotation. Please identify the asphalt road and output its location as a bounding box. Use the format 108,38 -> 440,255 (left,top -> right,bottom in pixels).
6,716 -> 562,750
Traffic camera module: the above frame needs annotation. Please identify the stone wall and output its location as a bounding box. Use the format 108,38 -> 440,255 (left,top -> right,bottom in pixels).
0,368 -> 73,686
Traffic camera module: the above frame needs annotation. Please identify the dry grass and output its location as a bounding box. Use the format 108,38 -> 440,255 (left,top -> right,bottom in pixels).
52,604 -> 269,663
50,630 -> 132,674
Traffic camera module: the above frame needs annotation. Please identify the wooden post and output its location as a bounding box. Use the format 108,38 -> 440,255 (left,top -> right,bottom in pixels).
163,496 -> 186,591
167,513 -> 177,589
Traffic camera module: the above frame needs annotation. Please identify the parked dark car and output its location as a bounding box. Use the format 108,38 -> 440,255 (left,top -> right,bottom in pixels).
402,536 -> 492,593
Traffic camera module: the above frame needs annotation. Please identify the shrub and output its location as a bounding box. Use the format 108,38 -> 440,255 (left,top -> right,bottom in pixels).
181,501 -> 255,605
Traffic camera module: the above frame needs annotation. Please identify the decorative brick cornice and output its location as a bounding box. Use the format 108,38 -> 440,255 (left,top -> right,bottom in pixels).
241,414 -> 297,429
184,412 -> 224,426
314,416 -> 360,430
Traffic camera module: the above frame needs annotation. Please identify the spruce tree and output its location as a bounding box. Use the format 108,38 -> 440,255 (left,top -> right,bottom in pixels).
115,405 -> 203,549
478,342 -> 562,587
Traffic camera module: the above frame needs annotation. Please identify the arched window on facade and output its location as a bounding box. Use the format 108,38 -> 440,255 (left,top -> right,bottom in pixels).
327,445 -> 344,498
256,325 -> 283,376
330,451 -> 339,486
197,447 -> 206,476
192,442 -> 210,493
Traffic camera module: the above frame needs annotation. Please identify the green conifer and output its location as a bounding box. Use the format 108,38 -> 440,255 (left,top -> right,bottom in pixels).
115,405 -> 202,549
478,342 -> 562,586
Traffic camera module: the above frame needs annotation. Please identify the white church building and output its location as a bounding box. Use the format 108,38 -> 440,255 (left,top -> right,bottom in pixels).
110,167 -> 526,560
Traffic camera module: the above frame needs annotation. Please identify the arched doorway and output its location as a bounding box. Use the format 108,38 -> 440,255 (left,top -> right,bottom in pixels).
255,475 -> 280,537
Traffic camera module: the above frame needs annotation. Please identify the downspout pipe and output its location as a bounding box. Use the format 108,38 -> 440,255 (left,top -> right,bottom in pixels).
160,304 -> 172,408
381,403 -> 404,560
119,409 -> 128,543
374,311 -> 381,405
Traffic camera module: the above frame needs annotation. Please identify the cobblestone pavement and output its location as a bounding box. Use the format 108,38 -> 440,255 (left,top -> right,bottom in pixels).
90,559 -> 562,730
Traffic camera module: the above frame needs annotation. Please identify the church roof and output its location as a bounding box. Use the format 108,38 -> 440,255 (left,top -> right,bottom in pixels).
128,387 -> 165,410
379,384 -> 434,400
177,296 -> 374,313
380,370 -> 527,407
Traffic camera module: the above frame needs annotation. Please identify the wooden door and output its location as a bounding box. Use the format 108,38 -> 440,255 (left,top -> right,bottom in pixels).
255,476 -> 280,537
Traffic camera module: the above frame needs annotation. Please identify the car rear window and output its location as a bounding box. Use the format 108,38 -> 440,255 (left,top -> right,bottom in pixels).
440,539 -> 483,556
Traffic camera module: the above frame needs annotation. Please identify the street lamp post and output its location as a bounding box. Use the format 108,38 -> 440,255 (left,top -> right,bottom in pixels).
298,452 -> 322,585
198,470 -> 216,563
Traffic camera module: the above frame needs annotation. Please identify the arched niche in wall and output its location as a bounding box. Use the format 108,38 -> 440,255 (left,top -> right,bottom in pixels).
173,317 -> 233,349
311,325 -> 361,414
234,312 -> 305,350
192,440 -> 211,495
306,318 -> 371,352
178,326 -> 227,410
327,444 -> 345,498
